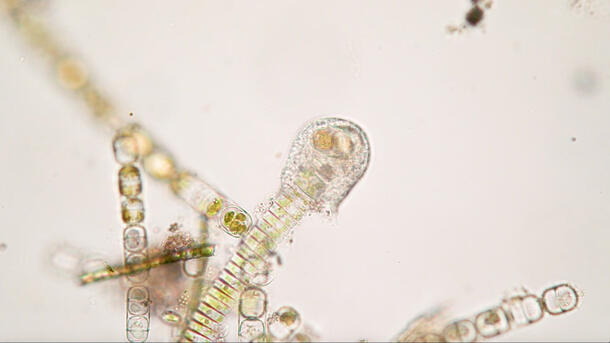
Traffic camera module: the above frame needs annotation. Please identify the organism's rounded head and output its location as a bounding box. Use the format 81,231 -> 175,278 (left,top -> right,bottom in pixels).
281,117 -> 370,215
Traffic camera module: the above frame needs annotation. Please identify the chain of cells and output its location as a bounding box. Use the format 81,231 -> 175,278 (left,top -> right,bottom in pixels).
394,283 -> 581,342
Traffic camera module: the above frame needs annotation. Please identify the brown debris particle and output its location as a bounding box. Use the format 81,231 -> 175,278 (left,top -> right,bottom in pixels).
466,5 -> 484,26
162,230 -> 194,252
168,222 -> 180,232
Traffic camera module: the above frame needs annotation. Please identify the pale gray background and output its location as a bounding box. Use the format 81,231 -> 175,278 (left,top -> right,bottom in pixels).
0,0 -> 609,341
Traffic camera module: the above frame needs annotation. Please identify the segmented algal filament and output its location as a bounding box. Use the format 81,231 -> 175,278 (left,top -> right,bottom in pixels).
180,185 -> 310,342
79,244 -> 216,285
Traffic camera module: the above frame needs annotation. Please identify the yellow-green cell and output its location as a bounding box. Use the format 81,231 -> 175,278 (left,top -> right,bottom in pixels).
197,302 -> 224,322
219,272 -> 244,291
205,198 -> 223,217
203,294 -> 230,314
209,287 -> 235,309
231,254 -> 258,275
212,279 -> 238,300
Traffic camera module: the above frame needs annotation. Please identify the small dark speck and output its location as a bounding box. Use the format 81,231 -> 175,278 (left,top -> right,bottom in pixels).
0,243 -> 6,253
466,6 -> 484,26
571,137 -> 576,142
129,112 -> 134,117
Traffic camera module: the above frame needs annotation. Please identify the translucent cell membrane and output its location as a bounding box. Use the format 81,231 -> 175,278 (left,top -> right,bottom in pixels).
474,307 -> 510,338
113,134 -> 140,165
124,225 -> 147,252
281,117 -> 370,216
542,284 -> 579,315
267,306 -> 302,341
239,287 -> 268,319
503,294 -> 543,327
126,286 -> 150,343
239,318 -> 266,342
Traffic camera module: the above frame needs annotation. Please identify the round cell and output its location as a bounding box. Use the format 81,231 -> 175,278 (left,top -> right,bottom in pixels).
125,253 -> 149,283
123,225 -> 147,252
542,284 -> 579,315
128,299 -> 149,316
220,206 -> 252,237
143,151 -> 176,180
113,134 -> 139,165
127,315 -> 150,332
474,308 -> 510,338
119,125 -> 153,157
182,258 -> 206,278
239,318 -> 265,342
267,306 -> 302,340
127,286 -> 149,301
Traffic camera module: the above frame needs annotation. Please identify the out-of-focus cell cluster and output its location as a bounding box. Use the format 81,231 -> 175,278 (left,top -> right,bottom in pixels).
394,283 -> 581,342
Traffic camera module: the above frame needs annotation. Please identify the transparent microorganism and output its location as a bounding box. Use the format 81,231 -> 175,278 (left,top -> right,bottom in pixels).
542,283 -> 579,315
124,225 -> 148,252
126,286 -> 151,343
281,117 -> 370,216
474,307 -> 510,338
182,257 -> 206,278
238,318 -> 266,342
239,286 -> 268,319
267,306 -> 302,341
502,294 -> 544,327
48,243 -> 84,277
180,118 -> 370,342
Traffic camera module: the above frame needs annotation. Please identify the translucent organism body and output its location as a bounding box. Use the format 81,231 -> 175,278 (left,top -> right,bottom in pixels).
180,117 -> 371,342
